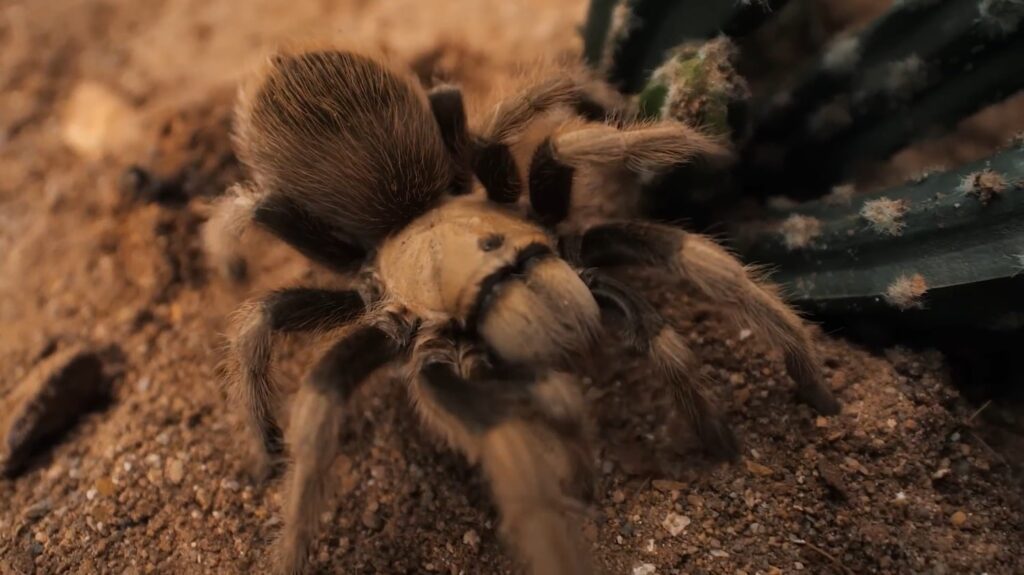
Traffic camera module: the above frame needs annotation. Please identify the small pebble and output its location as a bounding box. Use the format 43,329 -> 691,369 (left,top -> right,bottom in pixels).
951,510 -> 967,527
462,529 -> 480,552
166,459 -> 185,484
24,499 -> 52,521
632,563 -> 657,575
744,460 -> 774,476
652,479 -> 687,493
95,477 -> 116,497
195,488 -> 211,511
710,549 -> 730,558
661,512 -> 691,537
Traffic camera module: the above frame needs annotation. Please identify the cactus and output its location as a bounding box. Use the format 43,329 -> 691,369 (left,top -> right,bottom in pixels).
635,37 -> 751,142
583,0 -> 1024,336
585,0 -> 790,93
744,0 -> 1024,197
733,145 -> 1024,328
631,37 -> 751,225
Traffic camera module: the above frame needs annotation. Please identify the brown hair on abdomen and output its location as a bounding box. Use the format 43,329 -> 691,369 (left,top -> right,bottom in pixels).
236,49 -> 452,245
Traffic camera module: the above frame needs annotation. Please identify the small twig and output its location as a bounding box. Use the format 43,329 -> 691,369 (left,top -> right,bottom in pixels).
967,400 -> 992,424
795,539 -> 855,575
630,476 -> 652,500
967,430 -> 1009,470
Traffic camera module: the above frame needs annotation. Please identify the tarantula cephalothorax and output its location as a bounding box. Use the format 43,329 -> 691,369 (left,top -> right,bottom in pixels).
209,47 -> 841,575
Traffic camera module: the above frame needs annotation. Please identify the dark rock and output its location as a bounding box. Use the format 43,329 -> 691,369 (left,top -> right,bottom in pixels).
1,345 -> 108,477
817,459 -> 850,502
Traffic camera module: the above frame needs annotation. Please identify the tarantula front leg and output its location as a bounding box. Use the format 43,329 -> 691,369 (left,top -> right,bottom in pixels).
527,119 -> 731,225
276,318 -> 407,575
429,68 -> 639,205
563,222 -> 841,415
580,270 -> 740,459
228,287 -> 368,477
406,329 -> 592,575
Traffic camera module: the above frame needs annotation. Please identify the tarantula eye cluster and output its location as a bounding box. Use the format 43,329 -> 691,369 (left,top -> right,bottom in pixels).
207,46 -> 840,575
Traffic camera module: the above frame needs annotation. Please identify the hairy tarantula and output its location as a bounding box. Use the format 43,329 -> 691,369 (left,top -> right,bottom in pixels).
208,47 -> 840,575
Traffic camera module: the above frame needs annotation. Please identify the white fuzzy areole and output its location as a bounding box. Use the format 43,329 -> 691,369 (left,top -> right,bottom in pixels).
376,195 -> 551,320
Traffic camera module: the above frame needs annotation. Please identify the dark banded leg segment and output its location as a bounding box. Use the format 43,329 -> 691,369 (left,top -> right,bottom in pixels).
253,195 -> 366,273
473,75 -> 613,206
229,288 -> 366,478
525,121 -> 731,227
528,137 -> 574,226
276,324 -> 403,575
581,270 -> 739,460
474,137 -> 523,204
428,84 -> 473,195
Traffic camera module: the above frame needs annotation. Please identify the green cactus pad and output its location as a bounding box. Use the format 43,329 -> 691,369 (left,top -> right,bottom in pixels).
734,146 -> 1024,328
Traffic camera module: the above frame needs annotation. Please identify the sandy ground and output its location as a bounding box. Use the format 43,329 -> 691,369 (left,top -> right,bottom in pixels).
1,1 -> 1023,574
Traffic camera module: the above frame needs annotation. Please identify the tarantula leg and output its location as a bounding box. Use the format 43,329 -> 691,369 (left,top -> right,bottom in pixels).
526,121 -> 731,226
474,136 -> 523,204
565,222 -> 841,415
252,193 -> 367,273
528,138 -> 574,226
407,332 -> 592,575
475,74 -> 619,205
276,324 -> 403,575
203,184 -> 367,281
229,288 -> 366,478
427,84 -> 473,195
203,183 -> 260,281
581,270 -> 739,459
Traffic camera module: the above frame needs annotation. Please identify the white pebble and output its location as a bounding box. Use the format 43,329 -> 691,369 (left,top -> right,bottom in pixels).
632,564 -> 657,575
661,512 -> 691,537
85,489 -> 97,501
710,549 -> 730,558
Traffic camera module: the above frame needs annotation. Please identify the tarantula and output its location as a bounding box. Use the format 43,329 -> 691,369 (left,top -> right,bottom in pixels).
208,46 -> 840,575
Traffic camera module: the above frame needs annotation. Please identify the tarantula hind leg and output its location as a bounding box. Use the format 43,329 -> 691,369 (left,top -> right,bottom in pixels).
564,222 -> 841,416
407,333 -> 593,575
276,323 -> 404,575
427,84 -> 473,195
227,287 -> 368,479
202,182 -> 368,281
581,270 -> 740,460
